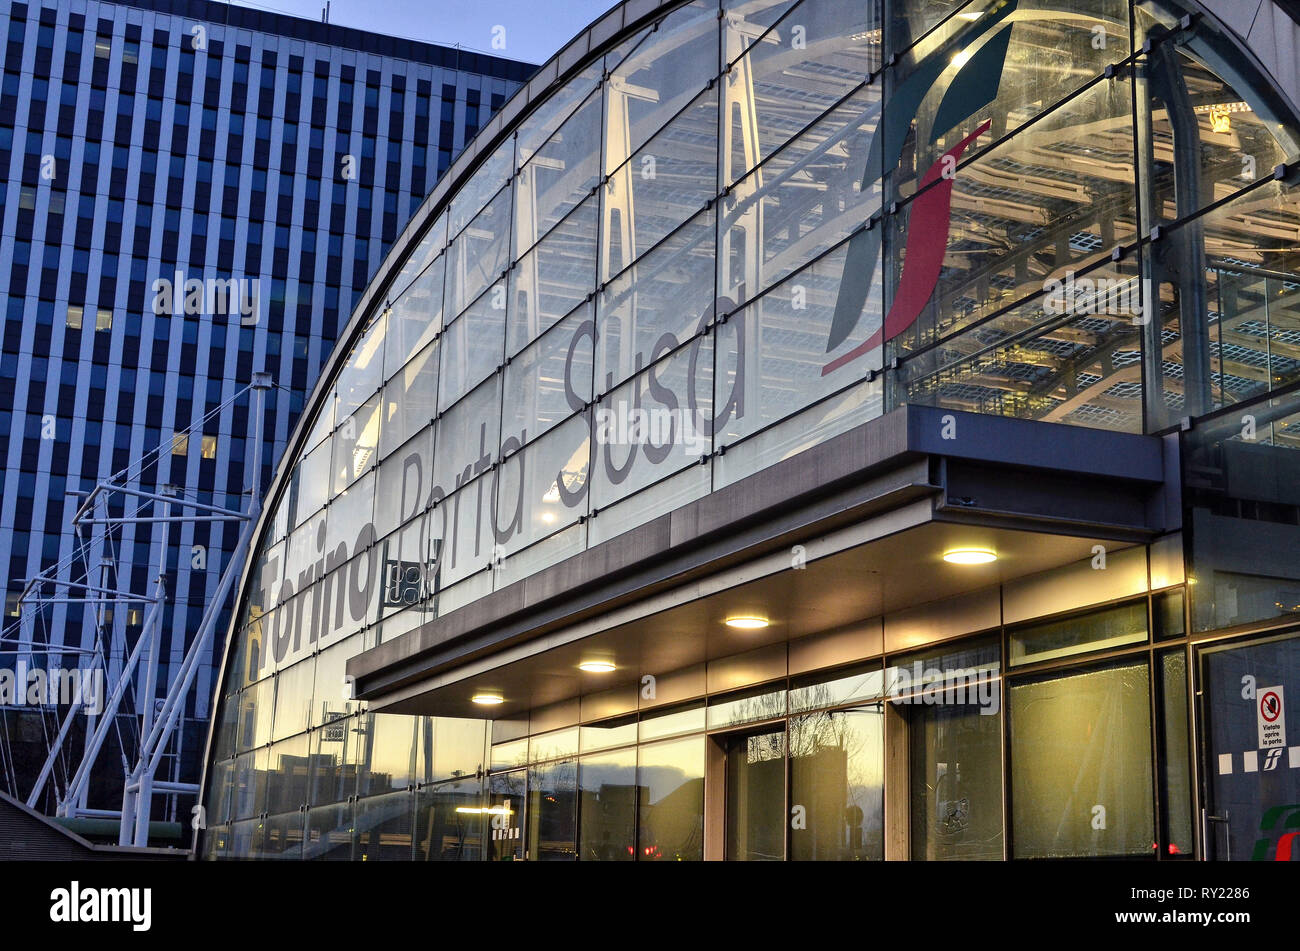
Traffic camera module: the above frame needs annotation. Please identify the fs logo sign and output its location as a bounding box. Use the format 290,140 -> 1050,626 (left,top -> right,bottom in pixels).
825,0 -> 1019,375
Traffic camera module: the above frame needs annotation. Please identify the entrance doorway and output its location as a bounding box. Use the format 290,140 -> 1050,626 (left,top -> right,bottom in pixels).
723,728 -> 787,861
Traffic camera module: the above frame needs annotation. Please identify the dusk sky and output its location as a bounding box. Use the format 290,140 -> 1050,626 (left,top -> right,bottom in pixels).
229,0 -> 618,64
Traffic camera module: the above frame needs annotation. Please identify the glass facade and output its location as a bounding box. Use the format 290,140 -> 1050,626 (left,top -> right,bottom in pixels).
0,0 -> 529,811
204,0 -> 1300,859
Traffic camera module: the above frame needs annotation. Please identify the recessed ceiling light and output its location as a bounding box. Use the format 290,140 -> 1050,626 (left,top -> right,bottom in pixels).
471,692 -> 504,705
943,548 -> 998,565
578,660 -> 616,673
725,615 -> 770,630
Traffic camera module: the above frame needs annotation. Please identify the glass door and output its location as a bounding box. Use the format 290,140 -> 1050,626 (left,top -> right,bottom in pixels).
724,728 -> 787,860
487,769 -> 526,861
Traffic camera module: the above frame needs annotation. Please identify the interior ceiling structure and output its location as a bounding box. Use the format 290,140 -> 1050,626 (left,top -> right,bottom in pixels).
378,520 -> 1129,718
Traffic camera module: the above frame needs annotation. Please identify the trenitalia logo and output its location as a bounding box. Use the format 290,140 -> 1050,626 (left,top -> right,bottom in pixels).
824,0 -> 1018,375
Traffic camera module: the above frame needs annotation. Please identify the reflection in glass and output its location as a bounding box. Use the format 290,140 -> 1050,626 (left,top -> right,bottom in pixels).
415,779 -> 485,861
726,729 -> 786,861
1009,599 -> 1148,667
579,747 -> 637,861
789,706 -> 883,860
487,769 -> 526,861
638,736 -> 705,861
353,791 -> 414,861
526,760 -> 578,860
899,639 -> 1003,860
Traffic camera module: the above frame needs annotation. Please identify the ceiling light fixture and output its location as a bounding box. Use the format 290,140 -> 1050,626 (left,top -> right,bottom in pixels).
471,692 -> 504,705
578,660 -> 616,673
725,615 -> 770,630
942,547 -> 998,565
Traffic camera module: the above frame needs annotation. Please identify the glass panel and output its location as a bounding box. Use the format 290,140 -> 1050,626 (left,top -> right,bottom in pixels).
602,87 -> 718,283
503,304 -> 594,447
893,639 -> 1003,860
271,657 -> 314,741
708,685 -> 786,729
579,747 -> 637,860
789,705 -> 885,860
789,662 -> 884,714
517,61 -> 603,167
720,83 -> 882,310
334,311 -> 387,421
374,428 -> 433,539
292,441 -> 332,529
580,719 -> 638,753
414,778 -> 485,861
331,393 -> 382,494
431,375 -> 501,501
637,736 -> 705,861
447,184 -> 513,318
726,728 -> 786,861
1158,648 -> 1194,857
232,748 -> 267,820
721,0 -> 883,188
356,713 -> 416,795
528,727 -> 580,763
490,738 -> 529,772
325,468 -> 374,557
592,331 -> 714,510
899,251 -> 1148,432
604,0 -> 719,176
439,282 -> 506,412
262,812 -> 305,860
508,201 -> 598,358
514,89 -> 602,257
496,412 -> 591,558
1009,658 -> 1154,858
1008,599 -> 1148,667
435,472 -> 494,588
384,254 -> 445,381
718,240 -> 885,459
526,760 -> 578,860
885,76 -> 1139,368
264,735 -> 310,815
304,802 -> 354,861
310,712 -> 362,805
449,140 -> 516,239
486,769 -> 526,861
429,718 -> 486,783
353,791 -> 414,861
1184,389 -> 1300,633
379,340 -> 438,459
720,0 -> 802,63
389,212 -> 447,302
598,209 -> 717,393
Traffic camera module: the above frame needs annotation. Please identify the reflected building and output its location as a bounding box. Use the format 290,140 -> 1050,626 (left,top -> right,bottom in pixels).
202,0 -> 1300,861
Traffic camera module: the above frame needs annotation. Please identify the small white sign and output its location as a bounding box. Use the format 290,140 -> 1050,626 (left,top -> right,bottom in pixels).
1258,685 -> 1286,749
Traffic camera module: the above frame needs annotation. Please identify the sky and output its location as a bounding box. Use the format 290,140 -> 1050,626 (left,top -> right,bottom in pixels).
228,0 -> 619,65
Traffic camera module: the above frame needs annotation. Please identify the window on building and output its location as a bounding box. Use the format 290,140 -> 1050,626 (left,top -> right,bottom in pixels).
95,308 -> 112,331
201,434 -> 218,459
171,433 -> 188,456
66,305 -> 83,329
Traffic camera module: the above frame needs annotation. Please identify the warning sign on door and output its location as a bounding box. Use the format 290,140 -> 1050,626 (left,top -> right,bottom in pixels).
1258,685 -> 1286,749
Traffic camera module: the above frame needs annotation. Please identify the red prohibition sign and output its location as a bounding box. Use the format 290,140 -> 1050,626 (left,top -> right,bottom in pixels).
1261,691 -> 1282,723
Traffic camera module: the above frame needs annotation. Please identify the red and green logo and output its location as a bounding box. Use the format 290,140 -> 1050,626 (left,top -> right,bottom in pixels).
825,0 -> 1018,375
